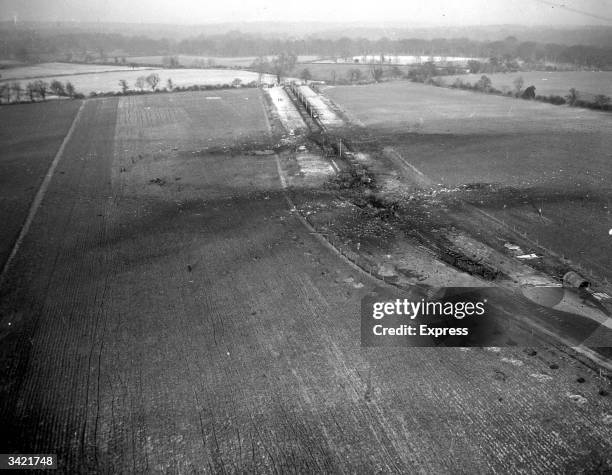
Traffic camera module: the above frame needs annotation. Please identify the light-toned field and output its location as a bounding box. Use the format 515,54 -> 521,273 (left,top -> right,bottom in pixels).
127,55 -> 320,67
0,62 -> 149,80
440,71 -> 612,100
326,81 -> 612,281
349,54 -> 481,65
1,68 -> 276,94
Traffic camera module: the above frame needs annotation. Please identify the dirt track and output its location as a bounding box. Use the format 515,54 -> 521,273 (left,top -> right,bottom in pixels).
1,91 -> 611,472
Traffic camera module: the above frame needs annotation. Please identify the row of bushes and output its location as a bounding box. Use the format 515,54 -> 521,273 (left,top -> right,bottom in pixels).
88,81 -> 260,98
425,75 -> 611,112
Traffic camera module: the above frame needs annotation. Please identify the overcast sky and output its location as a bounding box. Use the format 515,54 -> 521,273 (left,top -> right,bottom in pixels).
2,0 -> 611,25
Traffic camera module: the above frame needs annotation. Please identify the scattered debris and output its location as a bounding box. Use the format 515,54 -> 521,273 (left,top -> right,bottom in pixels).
517,253 -> 539,260
501,357 -> 524,367
149,177 -> 166,186
493,370 -> 507,381
530,373 -> 553,382
563,271 -> 590,289
567,393 -> 587,405
593,292 -> 611,301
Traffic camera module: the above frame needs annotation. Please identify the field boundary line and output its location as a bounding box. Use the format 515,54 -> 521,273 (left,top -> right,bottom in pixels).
0,100 -> 86,285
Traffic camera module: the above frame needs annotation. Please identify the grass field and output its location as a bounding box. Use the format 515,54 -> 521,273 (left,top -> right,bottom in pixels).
0,62 -> 148,80
0,65 -> 276,95
291,62 -> 413,82
326,81 -> 612,282
127,55 -> 320,67
440,71 -> 612,101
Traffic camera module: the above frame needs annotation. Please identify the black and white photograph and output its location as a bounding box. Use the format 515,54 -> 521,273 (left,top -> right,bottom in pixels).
0,0 -> 611,472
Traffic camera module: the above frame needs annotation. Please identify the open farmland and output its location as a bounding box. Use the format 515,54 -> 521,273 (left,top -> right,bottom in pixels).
0,99 -> 82,268
1,88 -> 611,471
291,62 -> 413,82
440,71 -> 612,101
127,55 -> 320,67
326,81 -> 612,283
0,67 -> 276,95
0,62 -> 150,81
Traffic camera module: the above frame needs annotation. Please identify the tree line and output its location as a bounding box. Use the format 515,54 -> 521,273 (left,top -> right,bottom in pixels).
0,79 -> 81,103
422,73 -> 611,112
2,29 -> 612,69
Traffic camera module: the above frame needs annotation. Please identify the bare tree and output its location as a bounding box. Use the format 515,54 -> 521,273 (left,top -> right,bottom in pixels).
118,79 -> 129,94
26,82 -> 36,101
513,76 -> 524,96
145,73 -> 160,91
135,76 -> 146,91
476,75 -> 492,92
0,83 -> 8,104
566,88 -> 578,106
33,80 -> 48,100
368,61 -> 384,82
251,56 -> 269,86
593,94 -> 610,110
50,80 -> 65,96
65,81 -> 75,98
271,52 -> 297,84
299,68 -> 312,82
10,81 -> 22,102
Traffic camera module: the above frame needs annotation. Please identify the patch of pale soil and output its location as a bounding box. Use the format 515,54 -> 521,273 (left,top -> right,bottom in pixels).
296,152 -> 334,177
265,86 -> 306,133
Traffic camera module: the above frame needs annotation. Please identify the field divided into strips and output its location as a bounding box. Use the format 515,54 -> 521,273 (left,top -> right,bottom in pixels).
113,89 -> 277,200
0,99 -> 82,268
327,81 -> 612,281
1,90 -> 612,471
